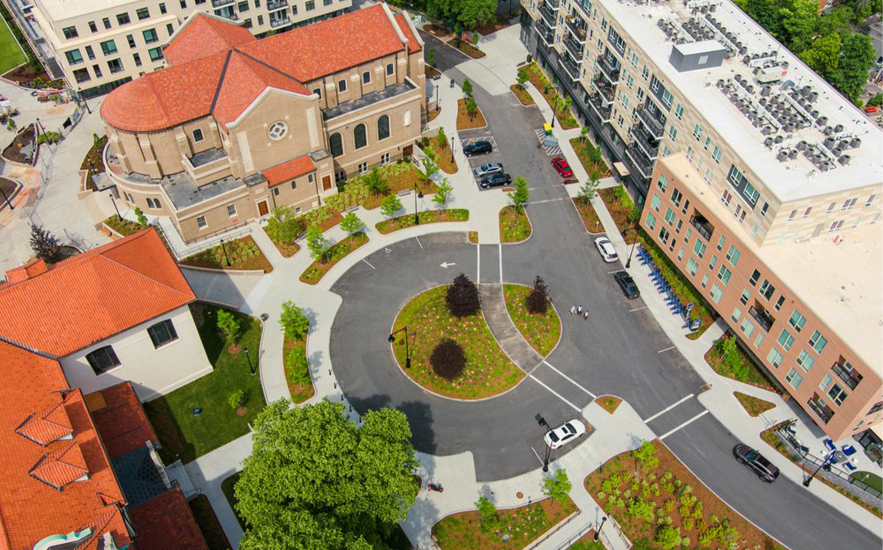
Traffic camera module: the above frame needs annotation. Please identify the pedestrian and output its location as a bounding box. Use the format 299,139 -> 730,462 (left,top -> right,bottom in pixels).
570,305 -> 576,316
578,305 -> 583,315
583,310 -> 589,321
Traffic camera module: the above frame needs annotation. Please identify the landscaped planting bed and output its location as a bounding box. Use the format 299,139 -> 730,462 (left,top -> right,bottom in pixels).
180,236 -> 273,273
598,187 -> 638,244
144,304 -> 265,464
597,396 -> 622,415
500,206 -> 531,243
585,440 -> 786,550
188,494 -> 232,550
503,284 -> 561,356
0,177 -> 18,210
299,231 -> 369,285
0,5 -> 27,74
573,197 -> 603,233
376,208 -> 469,234
432,496 -> 577,549
263,227 -> 301,258
80,136 -> 107,191
510,84 -> 535,105
469,231 -> 478,244
456,98 -> 487,130
475,18 -> 511,35
391,286 -> 524,399
103,216 -> 146,237
3,124 -> 36,164
448,37 -> 486,58
425,139 -> 458,174
284,337 -> 314,404
733,392 -> 776,417
705,334 -> 778,392
524,62 -> 578,129
569,137 -> 612,177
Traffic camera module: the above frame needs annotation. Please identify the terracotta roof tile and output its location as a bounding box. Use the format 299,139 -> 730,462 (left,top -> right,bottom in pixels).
395,13 -> 422,54
86,382 -> 158,460
29,440 -> 89,489
129,488 -> 209,550
15,399 -> 73,446
0,229 -> 195,357
262,154 -> 315,186
164,13 -> 256,66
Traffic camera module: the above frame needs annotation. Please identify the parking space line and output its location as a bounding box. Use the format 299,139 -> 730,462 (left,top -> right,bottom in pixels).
527,198 -> 567,205
629,306 -> 648,312
530,446 -> 545,466
644,394 -> 694,423
607,270 -> 621,274
542,361 -> 597,399
659,410 -> 709,441
657,346 -> 676,354
477,243 -> 481,284
362,259 -> 375,270
415,236 -> 423,249
529,375 -> 582,413
498,243 -> 503,282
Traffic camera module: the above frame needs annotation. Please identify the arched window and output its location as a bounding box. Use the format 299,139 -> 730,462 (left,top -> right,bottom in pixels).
329,133 -> 343,157
377,115 -> 390,140
354,124 -> 367,150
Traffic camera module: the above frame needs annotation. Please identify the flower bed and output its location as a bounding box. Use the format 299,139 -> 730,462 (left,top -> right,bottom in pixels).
500,206 -> 531,243
103,216 -> 146,237
585,440 -> 786,550
733,392 -> 775,417
597,396 -> 622,414
391,286 -> 524,399
80,135 -> 107,191
433,497 -> 577,549
573,198 -> 603,233
376,209 -> 469,234
469,231 -> 479,244
511,84 -> 535,105
456,98 -> 487,130
503,284 -> 561,356
284,337 -> 314,404
524,63 -> 578,129
179,236 -> 273,273
299,232 -> 368,285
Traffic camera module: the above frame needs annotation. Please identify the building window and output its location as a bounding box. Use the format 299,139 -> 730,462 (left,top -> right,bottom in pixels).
160,2 -> 167,13
133,53 -> 142,66
257,15 -> 263,24
116,12 -> 131,25
767,348 -> 784,368
664,208 -> 675,226
89,21 -> 98,32
785,368 -> 803,389
227,204 -> 237,217
85,45 -> 95,59
381,152 -> 390,165
674,103 -> 684,119
268,121 -> 288,140
329,133 -> 343,157
739,288 -> 750,305
759,279 -> 775,300
335,170 -> 346,184
167,23 -> 174,35
148,48 -> 163,62
197,216 -> 207,229
100,40 -> 118,55
386,63 -> 394,76
731,307 -> 741,322
63,26 -> 79,39
740,318 -> 755,338
842,198 -> 857,210
820,375 -> 832,391
693,240 -> 706,258
685,258 -> 698,276
668,126 -> 677,141
180,0 -> 187,7
193,129 -> 204,142
362,71 -> 371,84
721,190 -> 732,206
651,194 -> 661,212
93,64 -> 103,77
86,346 -> 121,375
126,34 -> 136,48
73,68 -> 91,82
717,265 -> 731,285
273,187 -> 280,196
645,212 -> 657,230
788,310 -> 806,332
700,274 -> 709,288
796,349 -> 815,371
709,283 -> 723,303
147,320 -> 178,348
306,0 -> 315,9
107,59 -> 124,73
65,50 -> 84,65
102,17 -> 112,29
712,146 -> 722,163
137,7 -> 150,19
244,18 -> 253,28
239,1 -> 249,10
829,220 -> 844,232
143,29 -> 159,43
358,162 -> 368,174
777,329 -> 794,351
828,384 -> 847,406
656,173 -> 667,192
377,115 -> 390,141
725,245 -> 740,266
354,124 -> 367,149
338,79 -> 347,92
809,331 -> 828,354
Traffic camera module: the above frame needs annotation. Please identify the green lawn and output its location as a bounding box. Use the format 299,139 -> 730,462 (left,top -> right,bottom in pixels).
850,471 -> 883,493
0,18 -> 26,74
221,472 -> 244,528
503,284 -> 561,356
144,304 -> 265,464
500,206 -> 531,243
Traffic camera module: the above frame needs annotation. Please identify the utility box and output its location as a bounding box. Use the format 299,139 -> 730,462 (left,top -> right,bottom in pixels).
669,40 -> 727,73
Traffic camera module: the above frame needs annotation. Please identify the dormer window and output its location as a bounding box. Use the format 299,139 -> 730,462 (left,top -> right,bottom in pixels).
193,129 -> 204,142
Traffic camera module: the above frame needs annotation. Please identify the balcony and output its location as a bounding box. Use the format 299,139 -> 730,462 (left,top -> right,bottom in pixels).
689,213 -> 714,242
211,0 -> 234,7
632,125 -> 659,160
590,76 -> 615,104
214,9 -> 237,20
597,55 -> 620,85
625,146 -> 653,179
587,93 -> 611,123
539,2 -> 558,27
270,16 -> 290,28
637,105 -> 665,138
539,26 -> 555,47
566,17 -> 587,44
560,54 -> 581,81
563,37 -> 583,61
749,305 -> 775,332
832,362 -> 862,390
808,396 -> 834,425
267,0 -> 288,10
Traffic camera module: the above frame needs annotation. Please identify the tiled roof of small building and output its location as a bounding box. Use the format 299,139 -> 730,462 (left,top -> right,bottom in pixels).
86,382 -> 158,460
164,12 -> 256,66
262,154 -> 315,186
129,488 -> 210,550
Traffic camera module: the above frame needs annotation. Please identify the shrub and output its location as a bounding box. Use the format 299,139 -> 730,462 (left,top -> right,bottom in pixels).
217,309 -> 241,344
305,225 -> 328,262
135,207 -> 148,227
692,502 -> 703,519
635,440 -> 659,470
663,500 -> 673,511
430,338 -> 466,380
682,517 -> 694,531
29,224 -> 62,264
340,211 -> 364,237
363,167 -> 390,196
655,526 -> 681,550
228,389 -> 245,409
527,275 -> 550,314
475,496 -> 499,532
510,176 -> 530,210
279,301 -> 309,340
286,347 -> 309,378
698,530 -> 713,547
542,468 -> 572,503
36,131 -> 62,145
663,482 -> 674,494
446,273 -> 480,317
679,505 -> 691,517
628,498 -> 655,521
462,77 -> 473,96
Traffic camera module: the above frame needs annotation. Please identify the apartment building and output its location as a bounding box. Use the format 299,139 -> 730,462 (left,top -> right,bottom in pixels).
99,4 -> 425,243
26,0 -> 350,97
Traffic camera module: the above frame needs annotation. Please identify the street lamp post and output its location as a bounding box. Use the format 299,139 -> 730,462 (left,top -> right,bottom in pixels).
413,183 -> 424,225
388,327 -> 412,369
244,346 -> 255,375
803,453 -> 833,488
0,184 -> 14,211
220,238 -> 232,267
624,222 -> 639,269
451,139 -> 455,164
538,416 -> 552,472
110,193 -> 122,220
594,516 -> 608,541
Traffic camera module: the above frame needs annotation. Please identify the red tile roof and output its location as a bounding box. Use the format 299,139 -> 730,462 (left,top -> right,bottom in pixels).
86,382 -> 158,460
395,13 -> 422,54
0,341 -> 130,550
262,154 -> 315,187
129,488 -> 209,550
102,4 -> 421,133
15,399 -> 73,445
0,229 -> 196,357
164,13 -> 256,66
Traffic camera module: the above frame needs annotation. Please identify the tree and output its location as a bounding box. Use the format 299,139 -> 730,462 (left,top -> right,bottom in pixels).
577,176 -> 599,204
542,468 -> 572,504
432,178 -> 453,212
527,275 -> 550,315
217,309 -> 241,345
830,32 -> 876,101
580,125 -> 590,143
799,32 -> 841,77
563,96 -> 572,113
436,126 -> 447,149
516,67 -> 529,90
420,153 -> 440,182
465,97 -> 478,120
430,338 -> 466,380
266,205 -> 306,245
340,212 -> 364,239
380,195 -> 403,219
655,525 -> 682,550
461,77 -> 473,97
446,273 -> 480,317
229,389 -> 246,409
235,400 -> 419,550
475,496 -> 499,532
428,0 -> 495,40
869,94 -> 883,108
135,207 -> 148,227
29,224 -> 62,264
363,167 -> 390,196
306,225 -> 328,262
427,47 -> 436,67
510,176 -> 530,210
279,301 -> 310,341
634,440 -> 659,471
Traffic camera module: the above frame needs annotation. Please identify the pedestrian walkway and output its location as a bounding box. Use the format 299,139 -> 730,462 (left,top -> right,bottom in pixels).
180,266 -> 264,310
479,283 -> 545,370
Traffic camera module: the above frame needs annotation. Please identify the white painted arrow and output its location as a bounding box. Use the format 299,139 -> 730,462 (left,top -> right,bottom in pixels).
440,262 -> 456,268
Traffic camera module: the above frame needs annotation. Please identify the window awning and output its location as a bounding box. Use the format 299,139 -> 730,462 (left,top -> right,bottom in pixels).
613,162 -> 630,177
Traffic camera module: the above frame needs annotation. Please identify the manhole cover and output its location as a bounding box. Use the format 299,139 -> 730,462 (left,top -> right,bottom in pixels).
516,492 -> 523,499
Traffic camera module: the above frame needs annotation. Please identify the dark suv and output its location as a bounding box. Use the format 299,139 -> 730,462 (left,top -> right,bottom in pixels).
463,140 -> 492,157
613,271 -> 640,299
480,173 -> 512,188
733,444 -> 779,483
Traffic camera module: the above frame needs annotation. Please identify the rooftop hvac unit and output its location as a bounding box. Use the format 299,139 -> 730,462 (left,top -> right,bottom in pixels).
774,135 -> 784,144
809,91 -> 818,102
839,154 -> 851,165
777,150 -> 788,161
824,126 -> 835,136
761,85 -> 771,96
832,147 -> 843,157
816,115 -> 828,126
838,140 -> 849,149
824,136 -> 836,148
810,109 -> 819,118
764,137 -> 774,147
833,123 -> 844,133
850,137 -> 861,148
788,149 -> 798,159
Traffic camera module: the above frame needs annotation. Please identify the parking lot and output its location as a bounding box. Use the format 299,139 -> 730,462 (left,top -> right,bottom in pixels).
461,133 -> 507,191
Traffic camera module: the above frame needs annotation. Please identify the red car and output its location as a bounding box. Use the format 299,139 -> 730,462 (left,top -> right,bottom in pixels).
551,157 -> 573,178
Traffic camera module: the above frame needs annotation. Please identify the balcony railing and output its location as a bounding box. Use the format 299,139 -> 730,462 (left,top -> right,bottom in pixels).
560,55 -> 581,81
267,0 -> 288,10
566,18 -> 587,44
625,147 -> 653,179
637,105 -> 665,138
587,93 -> 611,123
270,16 -> 290,28
539,3 -> 557,27
597,55 -> 620,84
564,37 -> 583,61
689,214 -> 714,242
539,26 -> 555,47
832,362 -> 862,390
211,0 -> 234,7
808,398 -> 834,425
632,125 -> 659,160
749,305 -> 775,332
590,76 -> 614,104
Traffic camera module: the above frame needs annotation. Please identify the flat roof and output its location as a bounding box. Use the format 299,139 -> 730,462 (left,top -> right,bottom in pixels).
663,154 -> 883,376
599,0 -> 883,203
34,0 -> 160,22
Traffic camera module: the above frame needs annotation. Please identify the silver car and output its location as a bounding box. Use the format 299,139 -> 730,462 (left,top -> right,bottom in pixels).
473,162 -> 503,178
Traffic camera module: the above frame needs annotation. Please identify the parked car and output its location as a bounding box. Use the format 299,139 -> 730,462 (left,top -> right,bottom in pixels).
463,140 -> 492,157
551,157 -> 573,178
594,237 -> 619,263
480,172 -> 512,188
733,444 -> 779,482
544,419 -> 587,449
474,162 -> 503,177
613,271 -> 640,299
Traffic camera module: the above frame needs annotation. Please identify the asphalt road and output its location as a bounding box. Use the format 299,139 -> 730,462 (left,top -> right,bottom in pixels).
329,32 -> 882,550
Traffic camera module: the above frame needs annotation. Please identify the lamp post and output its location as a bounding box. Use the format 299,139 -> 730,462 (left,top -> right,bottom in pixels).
110,193 -> 122,220
624,222 -> 639,269
803,453 -> 833,488
413,183 -> 423,225
594,516 -> 608,541
244,346 -> 255,375
538,416 -> 552,472
0,184 -> 14,211
451,139 -> 455,164
388,327 -> 411,369
220,238 -> 232,267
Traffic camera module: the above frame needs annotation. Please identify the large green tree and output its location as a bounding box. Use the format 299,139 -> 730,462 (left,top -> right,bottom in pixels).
829,32 -> 876,101
427,0 -> 496,33
236,400 -> 419,550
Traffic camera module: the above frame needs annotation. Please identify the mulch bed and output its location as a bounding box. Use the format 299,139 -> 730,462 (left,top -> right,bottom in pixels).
3,123 -> 36,164
425,139 -> 458,174
188,495 -> 233,550
596,396 -> 622,414
510,84 -> 535,105
456,98 -> 486,130
469,231 -> 478,244
103,216 -> 147,237
475,18 -> 512,35
424,24 -> 452,38
448,38 -> 486,59
263,227 -> 301,258
500,205 -> 531,243
704,334 -> 778,392
299,232 -> 368,285
569,138 -> 612,178
524,63 -> 578,129
284,337 -> 315,404
179,236 -> 273,273
503,284 -> 561,356
0,177 -> 19,210
80,136 -> 107,191
427,108 -> 442,123
376,209 -> 469,234
2,64 -> 48,84
425,66 -> 441,79
573,198 -> 603,234
598,188 -> 637,244
733,392 -> 775,417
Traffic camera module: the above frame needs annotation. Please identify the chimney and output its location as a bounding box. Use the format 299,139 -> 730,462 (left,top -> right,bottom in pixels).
5,259 -> 49,284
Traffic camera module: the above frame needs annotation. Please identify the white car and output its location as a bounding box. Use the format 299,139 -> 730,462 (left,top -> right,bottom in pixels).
473,162 -> 503,177
594,237 -> 619,263
543,419 -> 587,449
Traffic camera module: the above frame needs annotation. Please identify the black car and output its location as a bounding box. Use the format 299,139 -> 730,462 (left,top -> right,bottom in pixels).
480,172 -> 512,188
613,271 -> 640,299
733,444 -> 779,483
463,140 -> 492,157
